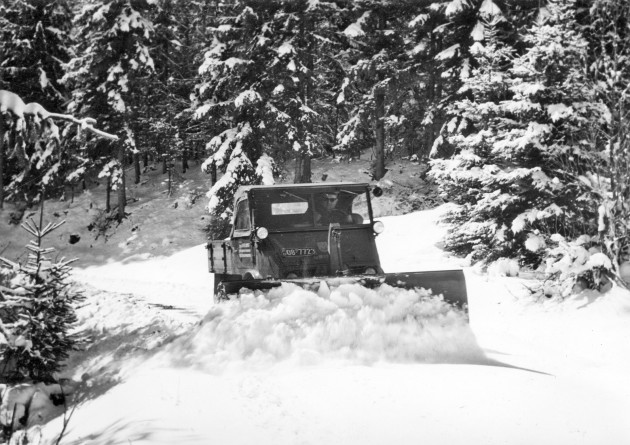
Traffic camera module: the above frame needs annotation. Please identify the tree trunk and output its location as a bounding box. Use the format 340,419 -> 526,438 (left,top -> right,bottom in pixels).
372,8 -> 387,180
117,141 -> 126,220
182,147 -> 188,174
167,157 -> 173,196
293,151 -> 312,184
0,122 -> 4,209
210,163 -> 217,184
143,151 -> 149,168
134,151 -> 141,184
373,87 -> 386,180
162,157 -> 167,174
106,176 -> 111,213
293,12 -> 313,184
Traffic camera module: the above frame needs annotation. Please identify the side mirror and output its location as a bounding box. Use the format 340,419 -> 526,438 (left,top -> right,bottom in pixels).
372,186 -> 383,197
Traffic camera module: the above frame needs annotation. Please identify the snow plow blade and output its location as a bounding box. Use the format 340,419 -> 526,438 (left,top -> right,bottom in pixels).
384,270 -> 467,310
215,271 -> 467,312
214,275 -> 386,302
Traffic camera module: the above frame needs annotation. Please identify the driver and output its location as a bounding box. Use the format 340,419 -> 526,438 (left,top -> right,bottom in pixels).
314,192 -> 351,225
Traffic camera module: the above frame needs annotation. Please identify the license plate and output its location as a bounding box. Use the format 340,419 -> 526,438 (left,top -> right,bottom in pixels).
282,248 -> 316,257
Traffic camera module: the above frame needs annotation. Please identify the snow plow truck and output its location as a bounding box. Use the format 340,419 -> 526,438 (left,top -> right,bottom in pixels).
206,182 -> 467,312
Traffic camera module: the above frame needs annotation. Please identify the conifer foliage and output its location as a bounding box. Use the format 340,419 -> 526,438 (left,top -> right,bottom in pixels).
0,205 -> 83,382
63,0 -> 157,220
431,1 -> 609,285
194,1 -> 342,218
588,0 -> 630,276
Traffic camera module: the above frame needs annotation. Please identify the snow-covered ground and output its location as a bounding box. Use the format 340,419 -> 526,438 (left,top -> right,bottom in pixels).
36,204 -> 630,445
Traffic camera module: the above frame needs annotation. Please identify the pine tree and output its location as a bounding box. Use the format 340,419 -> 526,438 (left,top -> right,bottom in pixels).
63,0 -> 157,220
0,90 -> 118,211
430,1 -> 604,273
335,0 -> 415,179
194,1 -> 348,218
0,204 -> 83,382
137,0 -> 194,188
588,0 -> 630,276
0,0 -> 72,110
0,0 -> 74,207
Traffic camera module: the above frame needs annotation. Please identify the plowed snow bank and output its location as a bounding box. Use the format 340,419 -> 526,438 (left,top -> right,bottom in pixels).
165,282 -> 479,373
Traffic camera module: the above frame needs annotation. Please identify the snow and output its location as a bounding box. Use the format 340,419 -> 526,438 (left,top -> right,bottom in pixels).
587,252 -> 612,269
344,12 -> 370,38
255,153 -> 275,185
234,89 -> 261,108
445,0 -> 470,17
547,103 -> 573,122
479,0 -> 503,18
471,21 -> 485,41
277,42 -> 294,57
1,160 -> 629,445
0,90 -> 26,117
525,233 -> 546,252
408,13 -> 428,28
435,44 -> 460,61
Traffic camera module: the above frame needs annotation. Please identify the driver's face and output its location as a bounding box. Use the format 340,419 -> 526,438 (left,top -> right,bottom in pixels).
324,194 -> 338,209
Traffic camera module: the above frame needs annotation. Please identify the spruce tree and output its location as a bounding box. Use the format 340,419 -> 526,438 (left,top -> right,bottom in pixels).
431,0 -> 604,272
0,0 -> 74,206
588,0 -> 630,275
194,1 -> 348,218
335,0 -> 414,179
0,205 -> 83,382
63,0 -> 157,220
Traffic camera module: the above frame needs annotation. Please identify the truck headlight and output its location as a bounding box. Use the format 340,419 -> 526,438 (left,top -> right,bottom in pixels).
256,226 -> 269,240
372,221 -> 384,234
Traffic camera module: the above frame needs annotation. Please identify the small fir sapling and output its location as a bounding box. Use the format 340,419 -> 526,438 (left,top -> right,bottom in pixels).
0,204 -> 83,382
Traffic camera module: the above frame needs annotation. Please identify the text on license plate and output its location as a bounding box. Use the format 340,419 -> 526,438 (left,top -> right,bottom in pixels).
282,248 -> 316,256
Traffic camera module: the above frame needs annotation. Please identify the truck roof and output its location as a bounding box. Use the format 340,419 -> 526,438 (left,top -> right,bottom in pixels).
234,182 -> 370,201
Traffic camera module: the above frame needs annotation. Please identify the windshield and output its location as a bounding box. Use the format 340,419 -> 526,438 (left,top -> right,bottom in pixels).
253,188 -> 371,230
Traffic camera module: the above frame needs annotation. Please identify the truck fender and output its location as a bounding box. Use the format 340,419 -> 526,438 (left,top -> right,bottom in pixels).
243,269 -> 263,280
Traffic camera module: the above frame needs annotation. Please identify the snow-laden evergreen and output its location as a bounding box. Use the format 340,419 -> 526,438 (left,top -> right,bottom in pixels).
0,0 -> 74,205
431,0 -> 610,293
0,210 -> 82,382
194,1 -> 345,218
62,0 -> 157,218
587,0 -> 630,282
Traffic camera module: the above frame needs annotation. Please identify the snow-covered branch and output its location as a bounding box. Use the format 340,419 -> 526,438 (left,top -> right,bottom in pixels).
0,90 -> 118,140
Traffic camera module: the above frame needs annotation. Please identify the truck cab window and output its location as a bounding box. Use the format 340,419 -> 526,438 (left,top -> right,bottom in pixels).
234,200 -> 250,231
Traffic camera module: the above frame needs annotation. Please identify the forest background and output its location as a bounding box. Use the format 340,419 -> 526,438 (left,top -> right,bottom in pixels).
1,0 -> 630,293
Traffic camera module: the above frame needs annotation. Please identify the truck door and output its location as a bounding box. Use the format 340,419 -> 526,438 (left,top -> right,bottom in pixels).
231,198 -> 255,275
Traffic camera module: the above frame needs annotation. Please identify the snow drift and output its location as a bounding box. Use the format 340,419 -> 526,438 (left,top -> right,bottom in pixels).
164,282 -> 479,374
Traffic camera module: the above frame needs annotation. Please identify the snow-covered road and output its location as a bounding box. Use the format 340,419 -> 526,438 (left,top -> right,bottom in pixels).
51,206 -> 630,445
